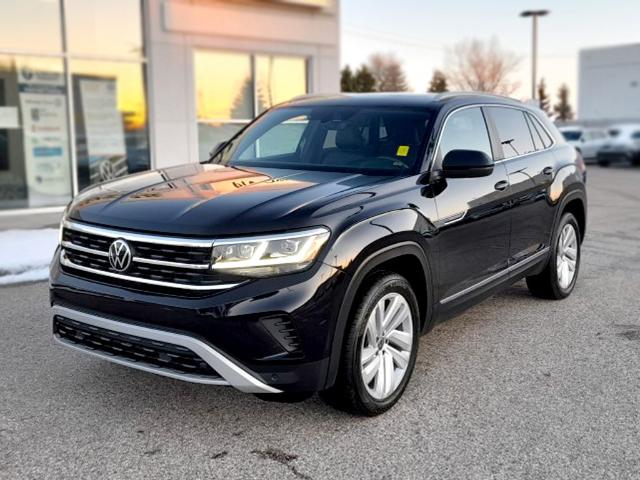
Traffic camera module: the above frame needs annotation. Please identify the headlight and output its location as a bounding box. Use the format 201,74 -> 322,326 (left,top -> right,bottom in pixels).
211,227 -> 330,277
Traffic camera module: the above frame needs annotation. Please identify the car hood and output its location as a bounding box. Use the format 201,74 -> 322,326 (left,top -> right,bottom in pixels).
67,163 -> 390,236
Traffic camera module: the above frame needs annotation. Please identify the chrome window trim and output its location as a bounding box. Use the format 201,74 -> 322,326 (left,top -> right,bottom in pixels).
429,103 -> 557,171
60,250 -> 240,291
440,247 -> 550,304
52,305 -> 281,394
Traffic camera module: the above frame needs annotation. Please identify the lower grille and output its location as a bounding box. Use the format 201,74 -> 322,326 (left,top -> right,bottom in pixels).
54,315 -> 222,380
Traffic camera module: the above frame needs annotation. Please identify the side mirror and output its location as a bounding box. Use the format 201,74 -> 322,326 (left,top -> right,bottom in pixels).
201,141 -> 227,164
441,149 -> 494,178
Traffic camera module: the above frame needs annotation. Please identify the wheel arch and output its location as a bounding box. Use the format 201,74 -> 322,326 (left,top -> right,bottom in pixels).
557,190 -> 587,243
323,241 -> 434,390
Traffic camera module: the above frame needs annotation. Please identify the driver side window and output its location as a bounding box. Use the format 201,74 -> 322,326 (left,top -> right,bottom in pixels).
438,107 -> 493,164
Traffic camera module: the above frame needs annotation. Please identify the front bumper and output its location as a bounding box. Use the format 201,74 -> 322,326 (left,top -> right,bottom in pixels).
53,305 -> 280,393
50,249 -> 349,393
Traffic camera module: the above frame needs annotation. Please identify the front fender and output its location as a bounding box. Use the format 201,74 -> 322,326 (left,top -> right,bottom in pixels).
320,208 -> 437,389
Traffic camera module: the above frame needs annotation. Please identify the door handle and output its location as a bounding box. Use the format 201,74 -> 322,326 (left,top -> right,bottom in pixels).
543,166 -> 554,176
494,180 -> 509,191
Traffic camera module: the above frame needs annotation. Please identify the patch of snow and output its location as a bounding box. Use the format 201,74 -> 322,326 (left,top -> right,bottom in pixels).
0,229 -> 59,285
0,267 -> 50,286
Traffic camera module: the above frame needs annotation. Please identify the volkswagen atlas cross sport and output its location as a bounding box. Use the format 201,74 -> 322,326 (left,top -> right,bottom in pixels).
50,93 -> 587,416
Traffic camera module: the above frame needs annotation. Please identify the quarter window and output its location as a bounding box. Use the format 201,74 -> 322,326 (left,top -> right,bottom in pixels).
488,107 -> 536,159
526,114 -> 544,151
437,107 -> 492,163
527,113 -> 553,148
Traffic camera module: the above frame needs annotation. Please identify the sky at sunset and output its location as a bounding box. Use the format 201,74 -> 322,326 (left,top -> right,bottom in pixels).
341,0 -> 640,109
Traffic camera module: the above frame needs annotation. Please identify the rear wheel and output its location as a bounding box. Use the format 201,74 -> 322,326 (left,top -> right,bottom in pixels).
526,212 -> 581,299
320,272 -> 419,416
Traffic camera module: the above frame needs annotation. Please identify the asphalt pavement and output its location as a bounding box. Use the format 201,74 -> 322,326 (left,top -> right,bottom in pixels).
1,165 -> 639,479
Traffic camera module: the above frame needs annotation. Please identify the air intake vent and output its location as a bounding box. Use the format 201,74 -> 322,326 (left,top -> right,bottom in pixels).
261,316 -> 302,355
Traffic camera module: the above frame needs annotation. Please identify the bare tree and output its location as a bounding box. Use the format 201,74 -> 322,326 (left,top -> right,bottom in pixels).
444,37 -> 521,95
368,53 -> 409,92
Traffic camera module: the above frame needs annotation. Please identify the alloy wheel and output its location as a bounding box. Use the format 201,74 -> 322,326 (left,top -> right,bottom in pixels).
556,224 -> 578,289
360,292 -> 414,400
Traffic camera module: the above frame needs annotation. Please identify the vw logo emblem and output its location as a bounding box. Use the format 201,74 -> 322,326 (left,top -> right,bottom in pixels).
108,239 -> 132,272
99,159 -> 117,181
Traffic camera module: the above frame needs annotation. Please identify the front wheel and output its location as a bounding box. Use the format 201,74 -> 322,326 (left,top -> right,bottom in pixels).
320,272 -> 420,416
526,212 -> 581,299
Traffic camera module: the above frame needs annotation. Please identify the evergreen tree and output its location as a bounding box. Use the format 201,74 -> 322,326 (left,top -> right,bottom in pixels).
340,66 -> 354,92
352,65 -> 376,92
553,84 -> 574,121
428,70 -> 448,93
537,78 -> 551,115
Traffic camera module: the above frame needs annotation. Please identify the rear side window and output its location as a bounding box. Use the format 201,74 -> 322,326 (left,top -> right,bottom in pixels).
438,107 -> 493,162
487,107 -> 536,159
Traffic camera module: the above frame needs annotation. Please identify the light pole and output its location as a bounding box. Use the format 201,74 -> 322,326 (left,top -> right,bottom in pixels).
520,9 -> 549,103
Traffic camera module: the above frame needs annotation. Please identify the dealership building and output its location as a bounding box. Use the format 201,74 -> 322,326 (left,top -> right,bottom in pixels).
0,0 -> 340,222
578,43 -> 640,122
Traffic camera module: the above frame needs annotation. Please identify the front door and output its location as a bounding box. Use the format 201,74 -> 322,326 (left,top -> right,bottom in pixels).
430,107 -> 512,304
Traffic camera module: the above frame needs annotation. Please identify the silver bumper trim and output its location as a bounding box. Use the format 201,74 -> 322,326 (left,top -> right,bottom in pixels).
52,305 -> 282,394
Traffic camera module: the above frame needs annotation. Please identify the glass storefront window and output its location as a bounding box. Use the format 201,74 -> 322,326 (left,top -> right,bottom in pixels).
195,51 -> 308,161
0,1 -> 62,53
195,51 -> 254,161
65,0 -> 144,59
194,51 -> 254,120
256,55 -> 307,113
70,60 -> 149,191
0,55 -> 72,209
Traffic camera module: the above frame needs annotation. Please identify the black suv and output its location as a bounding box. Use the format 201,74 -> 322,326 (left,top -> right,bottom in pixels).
50,93 -> 586,415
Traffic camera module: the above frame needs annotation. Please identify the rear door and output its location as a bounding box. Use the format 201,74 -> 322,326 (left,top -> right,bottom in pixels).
485,107 -> 556,265
431,106 -> 511,304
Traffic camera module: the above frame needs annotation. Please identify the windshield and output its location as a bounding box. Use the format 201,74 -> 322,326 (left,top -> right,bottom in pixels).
211,106 -> 433,175
561,130 -> 582,141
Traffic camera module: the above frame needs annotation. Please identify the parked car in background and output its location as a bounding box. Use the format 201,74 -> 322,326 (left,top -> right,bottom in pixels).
597,124 -> 640,167
559,126 -> 609,163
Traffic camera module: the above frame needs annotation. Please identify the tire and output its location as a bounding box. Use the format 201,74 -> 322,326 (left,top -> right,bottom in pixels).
597,159 -> 610,167
526,212 -> 581,299
320,271 -> 420,416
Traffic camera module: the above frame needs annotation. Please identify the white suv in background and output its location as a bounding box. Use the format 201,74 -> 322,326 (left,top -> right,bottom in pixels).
559,126 -> 609,162
597,124 -> 640,167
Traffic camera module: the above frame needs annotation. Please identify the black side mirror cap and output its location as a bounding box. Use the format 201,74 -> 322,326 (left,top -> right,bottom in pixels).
442,149 -> 494,178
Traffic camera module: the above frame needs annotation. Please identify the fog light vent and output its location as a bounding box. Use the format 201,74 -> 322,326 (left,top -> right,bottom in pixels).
261,316 -> 301,354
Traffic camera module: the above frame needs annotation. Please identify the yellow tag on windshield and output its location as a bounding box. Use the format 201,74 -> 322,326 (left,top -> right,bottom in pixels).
396,145 -> 410,157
